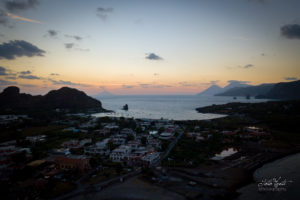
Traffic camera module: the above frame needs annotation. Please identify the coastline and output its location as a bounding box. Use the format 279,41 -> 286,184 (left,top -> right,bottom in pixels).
234,148 -> 300,200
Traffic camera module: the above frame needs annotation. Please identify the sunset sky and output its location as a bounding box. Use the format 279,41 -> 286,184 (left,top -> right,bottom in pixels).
0,0 -> 300,95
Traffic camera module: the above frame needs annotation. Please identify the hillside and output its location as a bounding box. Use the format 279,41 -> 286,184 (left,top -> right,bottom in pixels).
198,81 -> 250,96
0,86 -> 107,114
215,80 -> 300,100
216,84 -> 274,97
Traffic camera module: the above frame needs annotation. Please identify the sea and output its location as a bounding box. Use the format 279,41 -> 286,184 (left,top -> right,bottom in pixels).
92,95 -> 270,121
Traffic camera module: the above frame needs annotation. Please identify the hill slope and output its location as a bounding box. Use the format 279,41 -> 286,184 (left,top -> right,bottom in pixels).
0,86 -> 107,113
215,80 -> 300,99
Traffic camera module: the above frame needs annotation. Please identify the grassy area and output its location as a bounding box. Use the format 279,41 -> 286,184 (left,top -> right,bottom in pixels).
162,133 -> 224,168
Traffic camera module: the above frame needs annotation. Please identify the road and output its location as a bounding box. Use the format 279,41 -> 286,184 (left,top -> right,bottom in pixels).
53,169 -> 141,200
158,130 -> 184,165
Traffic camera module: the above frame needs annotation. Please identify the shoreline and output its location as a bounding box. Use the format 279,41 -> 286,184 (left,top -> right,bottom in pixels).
233,148 -> 300,198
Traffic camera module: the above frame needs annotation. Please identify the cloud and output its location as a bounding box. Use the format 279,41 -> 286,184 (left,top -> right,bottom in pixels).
65,34 -> 82,41
5,76 -> 16,80
0,8 -> 41,26
0,40 -> 45,60
0,9 -> 11,27
243,64 -> 254,69
5,0 -> 39,12
210,80 -> 219,85
122,85 -> 134,89
228,64 -> 255,70
0,67 -> 16,78
153,84 -> 171,88
153,73 -> 159,76
45,29 -> 58,38
261,53 -> 266,56
20,84 -> 36,87
6,12 -> 41,24
178,82 -> 197,87
0,79 -> 17,86
50,73 -> 59,76
75,48 -> 90,52
228,80 -> 250,84
19,74 -> 40,79
138,83 -> 171,89
96,7 -> 113,21
285,77 -> 298,81
0,66 -> 8,75
145,53 -> 163,60
281,24 -> 300,39
139,84 -> 150,88
0,33 -> 4,37
64,43 -> 74,49
20,70 -> 31,75
49,79 -> 90,87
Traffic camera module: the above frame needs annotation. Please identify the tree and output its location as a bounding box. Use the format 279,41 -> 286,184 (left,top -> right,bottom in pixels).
141,136 -> 147,146
106,139 -> 115,150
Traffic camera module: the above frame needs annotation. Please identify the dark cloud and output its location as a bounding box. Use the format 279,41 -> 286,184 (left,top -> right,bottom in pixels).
0,79 -> 17,86
5,76 -> 16,80
243,64 -> 254,69
5,0 -> 39,12
65,34 -> 82,41
281,24 -> 300,39
0,40 -> 45,60
50,73 -> 59,76
49,79 -> 89,87
0,67 -> 16,78
96,7 -> 113,21
145,53 -> 163,60
261,53 -> 265,56
20,70 -> 31,75
0,66 -> 8,75
64,43 -> 74,49
46,29 -> 58,37
285,77 -> 298,81
122,85 -> 134,89
0,9 -> 11,27
18,74 -> 40,79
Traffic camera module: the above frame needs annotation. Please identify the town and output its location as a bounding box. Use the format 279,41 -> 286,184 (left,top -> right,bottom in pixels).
1,101 -> 299,200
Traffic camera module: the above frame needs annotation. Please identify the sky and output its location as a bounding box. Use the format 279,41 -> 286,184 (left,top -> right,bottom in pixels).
0,0 -> 300,95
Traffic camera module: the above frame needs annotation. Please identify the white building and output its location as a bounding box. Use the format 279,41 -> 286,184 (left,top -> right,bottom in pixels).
26,135 -> 47,143
110,145 -> 132,162
159,132 -> 174,140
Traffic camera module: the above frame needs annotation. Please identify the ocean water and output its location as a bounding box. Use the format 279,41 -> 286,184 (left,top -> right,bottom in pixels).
92,95 -> 270,120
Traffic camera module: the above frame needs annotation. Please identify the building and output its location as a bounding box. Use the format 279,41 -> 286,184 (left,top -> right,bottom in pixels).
141,152 -> 160,167
111,135 -> 126,145
61,139 -> 91,148
26,135 -> 47,143
159,132 -> 174,140
110,145 -> 132,162
244,126 -> 270,137
84,138 -> 110,156
55,155 -> 90,171
147,138 -> 161,149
